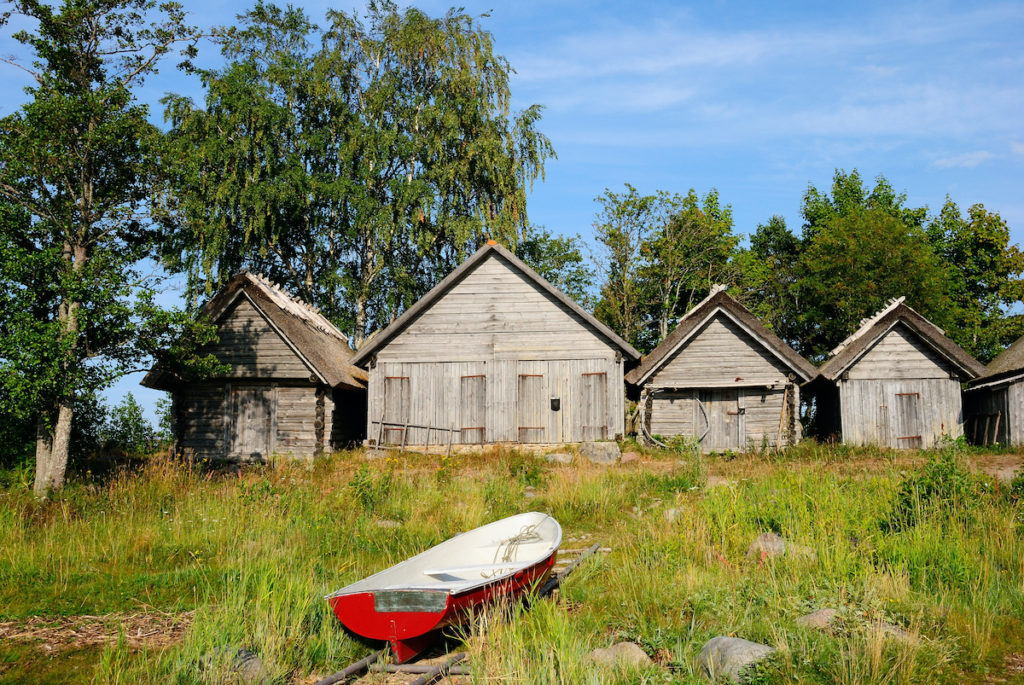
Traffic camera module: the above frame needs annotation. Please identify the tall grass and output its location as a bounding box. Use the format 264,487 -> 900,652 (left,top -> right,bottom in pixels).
0,445 -> 1021,683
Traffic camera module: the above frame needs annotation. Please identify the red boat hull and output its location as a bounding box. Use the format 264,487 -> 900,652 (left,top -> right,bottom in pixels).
328,550 -> 556,662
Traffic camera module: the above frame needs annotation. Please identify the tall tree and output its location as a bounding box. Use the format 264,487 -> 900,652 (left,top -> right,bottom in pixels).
0,0 -> 208,495
163,1 -> 554,344
639,188 -> 737,342
927,199 -> 1024,361
734,215 -> 803,345
515,224 -> 593,307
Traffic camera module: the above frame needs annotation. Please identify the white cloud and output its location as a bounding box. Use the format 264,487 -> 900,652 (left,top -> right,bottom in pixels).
932,151 -> 994,169
1011,142 -> 1024,155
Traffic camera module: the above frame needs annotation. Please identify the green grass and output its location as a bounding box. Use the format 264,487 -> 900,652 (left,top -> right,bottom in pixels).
0,444 -> 1022,683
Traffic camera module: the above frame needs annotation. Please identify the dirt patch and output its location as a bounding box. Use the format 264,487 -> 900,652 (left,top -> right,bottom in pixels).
971,454 -> 1024,483
0,611 -> 193,652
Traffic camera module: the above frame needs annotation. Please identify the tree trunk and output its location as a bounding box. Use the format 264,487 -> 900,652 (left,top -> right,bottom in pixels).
47,398 -> 74,491
33,414 -> 54,497
353,293 -> 368,348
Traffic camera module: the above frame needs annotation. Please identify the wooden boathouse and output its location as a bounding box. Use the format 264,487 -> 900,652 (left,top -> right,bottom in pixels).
142,272 -> 367,460
625,286 -> 816,452
811,297 -> 985,448
964,335 -> 1024,446
351,241 -> 641,447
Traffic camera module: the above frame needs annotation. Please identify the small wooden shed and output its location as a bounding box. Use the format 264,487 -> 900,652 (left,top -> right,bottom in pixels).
351,242 -> 641,447
964,335 -> 1024,446
625,286 -> 816,452
811,297 -> 985,448
142,272 -> 367,460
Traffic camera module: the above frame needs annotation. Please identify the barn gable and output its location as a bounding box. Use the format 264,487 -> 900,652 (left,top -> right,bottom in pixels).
353,242 -> 638,366
205,294 -> 317,380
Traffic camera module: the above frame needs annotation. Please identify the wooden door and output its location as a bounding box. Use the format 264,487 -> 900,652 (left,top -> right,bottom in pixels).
579,371 -> 608,441
460,374 -> 486,444
382,376 -> 410,445
894,392 -> 923,449
229,386 -> 272,459
517,362 -> 549,443
699,389 -> 743,451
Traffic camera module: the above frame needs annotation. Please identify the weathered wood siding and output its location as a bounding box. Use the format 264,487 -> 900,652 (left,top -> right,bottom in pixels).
365,253 -> 625,445
839,379 -> 963,447
837,324 -> 965,448
845,325 -> 950,380
642,311 -> 803,451
205,296 -> 314,380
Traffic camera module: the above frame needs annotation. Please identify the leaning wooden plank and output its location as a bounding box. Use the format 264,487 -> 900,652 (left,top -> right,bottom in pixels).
408,652 -> 468,685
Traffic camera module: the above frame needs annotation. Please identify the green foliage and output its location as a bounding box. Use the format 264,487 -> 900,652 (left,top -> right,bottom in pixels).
593,184 -> 738,351
503,451 -> 548,488
516,224 -> 594,307
884,446 -> 978,532
101,393 -> 154,457
162,1 -> 554,342
347,463 -> 396,515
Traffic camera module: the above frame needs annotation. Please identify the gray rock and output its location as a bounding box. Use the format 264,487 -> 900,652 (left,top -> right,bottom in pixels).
664,507 -> 681,522
524,486 -> 538,499
746,532 -> 816,561
375,519 -> 401,529
364,449 -> 390,460
796,608 -> 839,630
697,636 -> 775,683
202,647 -> 269,683
580,441 -> 621,465
589,641 -> 653,668
872,620 -> 920,645
545,452 -> 574,464
620,451 -> 641,464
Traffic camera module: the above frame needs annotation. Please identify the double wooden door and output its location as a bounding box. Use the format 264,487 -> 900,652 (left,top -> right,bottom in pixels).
516,360 -> 609,443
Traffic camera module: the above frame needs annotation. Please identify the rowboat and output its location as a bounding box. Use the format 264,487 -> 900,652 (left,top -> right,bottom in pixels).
326,512 -> 562,662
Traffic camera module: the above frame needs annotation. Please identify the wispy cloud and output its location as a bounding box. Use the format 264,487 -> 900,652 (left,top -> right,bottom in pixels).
932,151 -> 994,169
1011,142 -> 1024,155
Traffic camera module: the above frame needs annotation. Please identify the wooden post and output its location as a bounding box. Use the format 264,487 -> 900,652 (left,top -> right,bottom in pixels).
446,425 -> 454,457
400,422 -> 408,451
983,415 -> 991,447
993,411 -> 1002,446
423,427 -> 430,455
377,410 -> 385,447
775,385 -> 789,451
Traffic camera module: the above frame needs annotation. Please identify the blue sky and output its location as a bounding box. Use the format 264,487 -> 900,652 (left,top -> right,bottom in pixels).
3,0 -> 1023,420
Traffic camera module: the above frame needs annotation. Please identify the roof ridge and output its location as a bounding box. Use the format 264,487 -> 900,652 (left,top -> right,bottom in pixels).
829,296 -> 905,357
241,271 -> 349,344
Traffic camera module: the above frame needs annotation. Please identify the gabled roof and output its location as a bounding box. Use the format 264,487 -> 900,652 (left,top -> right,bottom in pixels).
967,333 -> 1024,389
351,242 -> 640,366
624,286 -> 815,387
142,272 -> 367,391
818,299 -> 985,381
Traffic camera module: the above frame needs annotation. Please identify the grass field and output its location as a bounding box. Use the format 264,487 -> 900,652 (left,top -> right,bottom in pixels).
0,441 -> 1022,684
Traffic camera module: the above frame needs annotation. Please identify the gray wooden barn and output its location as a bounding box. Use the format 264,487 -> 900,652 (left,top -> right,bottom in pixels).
811,297 -> 984,448
964,335 -> 1024,446
142,272 -> 367,460
351,242 -> 641,447
625,286 -> 816,452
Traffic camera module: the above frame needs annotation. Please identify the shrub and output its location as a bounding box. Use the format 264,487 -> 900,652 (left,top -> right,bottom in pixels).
883,446 -> 977,531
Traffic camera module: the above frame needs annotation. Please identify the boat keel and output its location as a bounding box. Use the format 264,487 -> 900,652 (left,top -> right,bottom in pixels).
390,633 -> 436,663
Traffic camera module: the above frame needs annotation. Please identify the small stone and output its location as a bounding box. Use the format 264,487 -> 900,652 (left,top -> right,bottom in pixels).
524,486 -> 537,499
620,451 -> 641,464
364,449 -> 390,460
375,519 -> 401,529
664,508 -> 680,522
580,441 -> 621,465
745,532 -> 815,561
872,620 -> 920,645
202,647 -> 269,683
589,641 -> 653,668
545,452 -> 574,464
697,636 -> 775,683
796,608 -> 839,630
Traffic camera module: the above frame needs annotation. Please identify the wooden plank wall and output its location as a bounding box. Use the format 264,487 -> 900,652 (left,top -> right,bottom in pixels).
1010,382 -> 1024,446
365,252 -> 626,445
206,296 -> 314,379
646,314 -> 795,387
175,385 -> 227,459
845,324 -> 950,380
839,378 -> 963,447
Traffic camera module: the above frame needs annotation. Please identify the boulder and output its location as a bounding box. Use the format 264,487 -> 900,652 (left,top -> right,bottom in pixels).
872,620 -> 920,645
697,636 -> 775,683
364,449 -> 390,460
545,452 -> 574,465
589,641 -> 653,668
580,441 -> 621,465
745,532 -> 815,561
796,608 -> 839,631
620,451 -> 641,464
202,647 -> 269,683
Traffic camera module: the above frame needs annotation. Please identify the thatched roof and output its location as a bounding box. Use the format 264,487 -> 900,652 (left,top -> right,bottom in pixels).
818,298 -> 985,381
351,241 -> 640,366
142,272 -> 367,391
966,334 -> 1024,389
624,286 -> 815,387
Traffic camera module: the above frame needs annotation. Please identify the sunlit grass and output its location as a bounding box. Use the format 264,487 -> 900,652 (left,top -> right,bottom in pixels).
0,444 -> 1021,683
